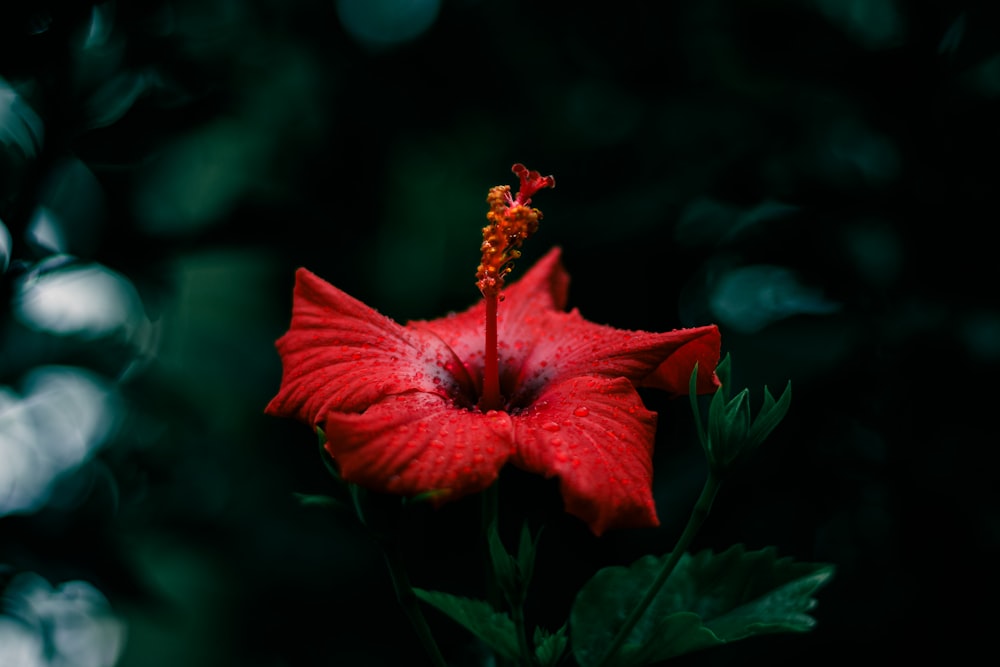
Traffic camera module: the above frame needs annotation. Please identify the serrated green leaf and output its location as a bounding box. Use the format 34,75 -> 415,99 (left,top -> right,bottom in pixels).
570,544 -> 834,667
534,623 -> 569,666
414,589 -> 519,660
629,612 -> 720,664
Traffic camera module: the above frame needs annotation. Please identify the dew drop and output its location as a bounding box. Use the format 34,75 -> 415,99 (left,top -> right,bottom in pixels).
573,406 -> 590,418
551,437 -> 564,447
541,421 -> 561,432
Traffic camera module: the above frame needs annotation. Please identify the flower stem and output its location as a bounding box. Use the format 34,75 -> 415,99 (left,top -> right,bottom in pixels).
511,596 -> 536,667
595,472 -> 722,667
382,546 -> 449,667
481,293 -> 502,411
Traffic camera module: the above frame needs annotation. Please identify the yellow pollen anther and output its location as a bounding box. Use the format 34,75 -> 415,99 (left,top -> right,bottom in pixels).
475,165 -> 553,297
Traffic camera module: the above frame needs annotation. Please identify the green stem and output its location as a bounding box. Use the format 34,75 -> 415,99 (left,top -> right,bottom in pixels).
511,595 -> 536,667
595,472 -> 722,667
351,487 -> 446,667
383,547 -> 449,667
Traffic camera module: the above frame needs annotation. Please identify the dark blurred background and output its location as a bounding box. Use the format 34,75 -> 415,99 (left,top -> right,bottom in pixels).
2,0 -> 997,665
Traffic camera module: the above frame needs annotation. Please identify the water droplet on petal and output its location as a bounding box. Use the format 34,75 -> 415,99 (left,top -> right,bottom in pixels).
573,406 -> 589,418
541,421 -> 560,432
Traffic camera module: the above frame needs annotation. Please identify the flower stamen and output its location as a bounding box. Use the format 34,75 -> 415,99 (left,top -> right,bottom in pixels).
476,164 -> 554,412
476,164 -> 555,298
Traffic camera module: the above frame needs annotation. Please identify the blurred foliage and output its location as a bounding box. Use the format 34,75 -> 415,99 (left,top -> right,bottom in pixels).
1,0 -> 998,665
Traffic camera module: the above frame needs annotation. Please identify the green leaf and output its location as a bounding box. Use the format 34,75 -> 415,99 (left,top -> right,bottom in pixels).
534,624 -> 569,666
719,389 -> 751,463
570,544 -> 834,667
706,386 -> 729,462
688,362 -> 707,449
517,522 -> 542,591
414,589 -> 519,660
715,353 -> 732,399
487,521 -> 516,600
746,381 -> 792,447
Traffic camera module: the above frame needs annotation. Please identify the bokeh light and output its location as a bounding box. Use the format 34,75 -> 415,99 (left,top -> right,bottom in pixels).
0,572 -> 125,667
0,366 -> 118,517
336,0 -> 441,48
14,261 -> 147,342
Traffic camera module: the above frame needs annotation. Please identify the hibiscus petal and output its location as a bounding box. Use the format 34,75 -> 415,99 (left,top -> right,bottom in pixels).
323,392 -> 514,500
266,269 -> 473,426
511,376 -> 659,535
412,247 -> 570,395
642,324 -> 722,395
512,315 -> 722,405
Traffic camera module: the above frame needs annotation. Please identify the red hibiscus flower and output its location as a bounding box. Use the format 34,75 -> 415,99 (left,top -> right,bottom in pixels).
266,166 -> 721,535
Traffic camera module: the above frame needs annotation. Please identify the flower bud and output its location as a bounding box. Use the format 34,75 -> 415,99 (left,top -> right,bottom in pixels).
689,354 -> 792,475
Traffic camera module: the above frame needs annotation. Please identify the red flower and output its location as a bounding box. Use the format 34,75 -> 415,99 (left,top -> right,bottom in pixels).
266,249 -> 720,535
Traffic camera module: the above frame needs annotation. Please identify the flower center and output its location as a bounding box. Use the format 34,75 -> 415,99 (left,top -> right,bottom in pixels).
476,164 -> 554,412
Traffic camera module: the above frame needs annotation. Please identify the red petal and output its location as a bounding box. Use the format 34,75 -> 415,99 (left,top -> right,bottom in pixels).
642,324 -> 722,395
512,314 -> 722,405
266,269 -> 473,426
323,393 -> 514,500
511,376 -> 659,535
413,247 -> 569,395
